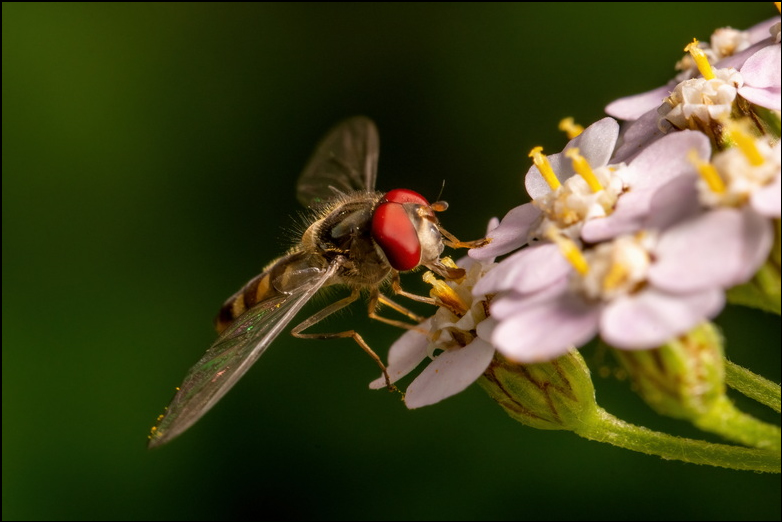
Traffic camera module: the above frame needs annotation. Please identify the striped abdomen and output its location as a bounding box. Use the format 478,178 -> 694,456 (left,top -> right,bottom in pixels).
214,251 -> 325,334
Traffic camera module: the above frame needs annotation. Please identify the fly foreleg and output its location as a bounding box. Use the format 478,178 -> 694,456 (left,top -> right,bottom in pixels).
373,293 -> 427,323
291,288 -> 397,391
438,225 -> 491,250
388,272 -> 439,308
368,291 -> 430,335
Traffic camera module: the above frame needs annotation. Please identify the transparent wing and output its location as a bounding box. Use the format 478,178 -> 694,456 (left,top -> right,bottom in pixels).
296,116 -> 379,207
148,262 -> 339,448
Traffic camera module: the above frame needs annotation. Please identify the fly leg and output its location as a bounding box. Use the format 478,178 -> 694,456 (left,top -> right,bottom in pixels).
291,288 -> 397,391
387,270 -> 464,319
388,272 -> 439,307
364,271 -> 441,333
367,273 -> 456,335
374,291 -> 427,323
369,291 -> 431,335
427,201 -> 491,249
438,225 -> 491,250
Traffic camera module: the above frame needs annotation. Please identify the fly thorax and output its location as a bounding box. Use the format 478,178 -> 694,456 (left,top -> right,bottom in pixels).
308,195 -> 378,256
307,193 -> 391,285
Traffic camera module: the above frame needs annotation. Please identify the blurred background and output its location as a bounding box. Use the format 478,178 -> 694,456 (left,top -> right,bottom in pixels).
3,3 -> 780,520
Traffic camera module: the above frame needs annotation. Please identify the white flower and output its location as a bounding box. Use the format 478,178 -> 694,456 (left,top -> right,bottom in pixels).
370,223 -> 499,408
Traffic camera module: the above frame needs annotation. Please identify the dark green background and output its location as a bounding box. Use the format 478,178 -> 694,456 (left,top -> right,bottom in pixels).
4,3 -> 780,521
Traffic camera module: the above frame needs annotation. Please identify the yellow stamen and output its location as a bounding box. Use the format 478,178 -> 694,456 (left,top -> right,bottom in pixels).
684,39 -> 715,80
602,263 -> 629,292
423,272 -> 468,316
565,148 -> 603,192
529,146 -> 561,191
725,120 -> 764,166
545,228 -> 589,275
776,2 -> 780,13
440,256 -> 459,270
689,150 -> 725,193
558,117 -> 584,139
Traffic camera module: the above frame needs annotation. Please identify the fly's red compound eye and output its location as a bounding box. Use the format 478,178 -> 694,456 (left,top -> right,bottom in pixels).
371,201 -> 421,271
383,188 -> 429,206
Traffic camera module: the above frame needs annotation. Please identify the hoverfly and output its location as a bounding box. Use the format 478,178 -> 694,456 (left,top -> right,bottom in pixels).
148,116 -> 482,448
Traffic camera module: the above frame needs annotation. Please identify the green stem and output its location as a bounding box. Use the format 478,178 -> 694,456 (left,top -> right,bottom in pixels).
576,407 -> 780,473
693,396 -> 780,451
725,360 -> 782,413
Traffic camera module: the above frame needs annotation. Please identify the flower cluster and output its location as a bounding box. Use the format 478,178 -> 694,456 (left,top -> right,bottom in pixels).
371,10 -> 781,470
469,15 -> 780,364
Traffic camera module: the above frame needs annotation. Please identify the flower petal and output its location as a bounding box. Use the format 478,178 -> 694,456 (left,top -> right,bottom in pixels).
601,287 -> 725,349
472,243 -> 570,296
740,83 -> 782,111
650,209 -> 742,292
469,203 -> 541,260
649,208 -> 771,292
605,84 -> 674,121
714,37 -> 772,70
489,278 -> 570,320
526,118 -> 619,199
485,293 -> 600,363
624,130 -> 710,190
565,117 -> 620,170
581,190 -> 652,242
404,338 -> 495,408
369,319 -> 431,389
731,207 -> 774,283
644,174 -> 701,231
610,108 -> 672,164
743,17 -> 780,45
586,130 -> 707,243
739,44 -> 782,110
751,172 -> 782,217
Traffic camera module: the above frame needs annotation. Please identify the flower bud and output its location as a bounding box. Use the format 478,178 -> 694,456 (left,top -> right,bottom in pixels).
479,349 -> 599,431
611,322 -> 725,420
611,322 -> 780,451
